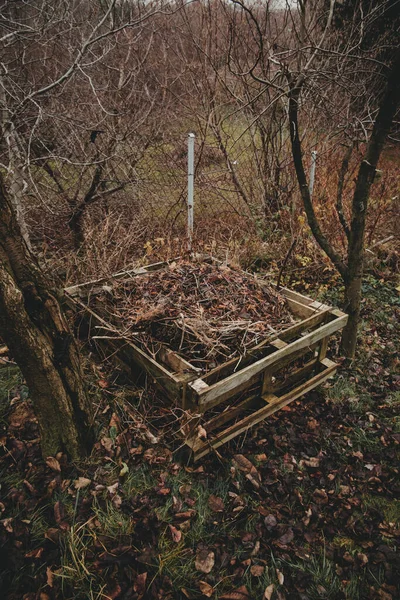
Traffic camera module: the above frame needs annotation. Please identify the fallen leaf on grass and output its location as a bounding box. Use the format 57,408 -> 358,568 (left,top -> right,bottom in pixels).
199,581 -> 214,597
276,569 -> 284,585
46,567 -> 54,588
119,462 -> 129,477
233,454 -> 259,476
208,494 -> 225,512
74,477 -> 91,489
278,527 -> 294,545
46,457 -> 61,472
220,586 -> 250,599
264,584 -> 274,599
301,457 -> 320,468
54,501 -> 64,524
169,524 -> 182,543
195,549 -> 215,573
233,454 -> 261,488
250,565 -> 264,576
264,514 -> 277,529
133,572 -> 147,597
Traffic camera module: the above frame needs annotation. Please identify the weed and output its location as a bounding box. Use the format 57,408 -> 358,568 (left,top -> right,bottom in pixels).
284,550 -> 342,599
91,498 -> 135,538
58,521 -> 109,600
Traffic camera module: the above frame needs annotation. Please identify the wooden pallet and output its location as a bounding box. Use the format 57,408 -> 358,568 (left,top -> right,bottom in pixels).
65,258 -> 348,459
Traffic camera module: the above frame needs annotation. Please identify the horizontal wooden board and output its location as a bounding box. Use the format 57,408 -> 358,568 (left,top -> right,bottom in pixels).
65,258 -> 178,298
191,313 -> 347,409
187,359 -> 338,460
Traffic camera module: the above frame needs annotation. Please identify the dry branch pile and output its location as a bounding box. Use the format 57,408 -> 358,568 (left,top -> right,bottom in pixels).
93,261 -> 297,371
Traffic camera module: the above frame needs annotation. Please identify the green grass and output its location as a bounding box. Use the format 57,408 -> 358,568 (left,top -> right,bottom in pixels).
362,495 -> 400,526
0,365 -> 23,424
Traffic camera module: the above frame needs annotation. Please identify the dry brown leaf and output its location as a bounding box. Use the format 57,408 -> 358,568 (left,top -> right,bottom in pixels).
276,569 -> 284,585
197,424 -> 207,439
111,494 -> 122,508
233,455 -> 260,486
109,412 -> 120,428
255,453 -> 268,462
220,586 -> 250,599
195,549 -> 215,574
302,457 -> 320,468
233,454 -> 256,474
264,584 -> 275,599
208,495 -> 225,512
278,528 -> 294,545
53,501 -> 64,524
199,581 -> 214,597
46,566 -> 54,588
74,477 -> 91,489
133,572 -> 147,597
46,457 -> 61,473
169,524 -> 182,543
250,565 -> 264,576
101,437 -> 113,452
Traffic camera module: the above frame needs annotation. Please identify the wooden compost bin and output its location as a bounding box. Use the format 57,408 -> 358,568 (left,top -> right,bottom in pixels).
65,259 -> 348,460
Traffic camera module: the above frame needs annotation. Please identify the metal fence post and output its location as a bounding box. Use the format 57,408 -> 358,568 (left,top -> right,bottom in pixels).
309,150 -> 317,198
187,132 -> 195,252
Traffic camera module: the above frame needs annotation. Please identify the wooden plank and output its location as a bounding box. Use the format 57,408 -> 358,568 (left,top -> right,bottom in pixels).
262,369 -> 273,395
318,336 -> 329,361
202,308 -> 331,385
270,339 -> 287,349
189,360 -> 338,460
158,347 -> 200,376
202,395 -> 260,435
271,358 -> 318,394
284,297 -> 316,318
192,313 -> 347,408
64,259 -> 178,298
277,285 -> 330,310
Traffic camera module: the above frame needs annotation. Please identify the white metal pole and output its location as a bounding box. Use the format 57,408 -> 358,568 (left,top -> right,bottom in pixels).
309,150 -> 317,198
187,132 -> 195,252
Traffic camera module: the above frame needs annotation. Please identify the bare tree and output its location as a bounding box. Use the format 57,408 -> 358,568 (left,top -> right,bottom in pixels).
0,0 -> 184,457
225,0 -> 400,357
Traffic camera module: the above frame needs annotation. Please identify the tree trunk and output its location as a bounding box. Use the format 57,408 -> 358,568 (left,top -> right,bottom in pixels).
0,173 -> 93,460
341,49 -> 400,357
0,86 -> 32,250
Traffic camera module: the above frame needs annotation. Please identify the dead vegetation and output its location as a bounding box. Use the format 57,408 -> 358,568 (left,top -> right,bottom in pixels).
90,261 -> 296,371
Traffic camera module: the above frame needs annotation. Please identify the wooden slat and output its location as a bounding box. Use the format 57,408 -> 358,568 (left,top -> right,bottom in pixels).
191,313 -> 347,409
203,395 -> 260,434
270,339 -> 287,349
158,347 -> 200,376
202,308 -> 331,386
64,259 -> 178,298
271,358 -> 318,394
284,297 -> 317,318
188,360 -> 338,460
